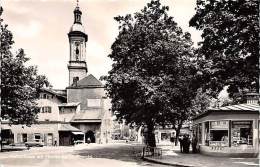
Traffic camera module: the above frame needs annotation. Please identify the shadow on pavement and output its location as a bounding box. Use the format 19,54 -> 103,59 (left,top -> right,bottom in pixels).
73,143 -> 145,164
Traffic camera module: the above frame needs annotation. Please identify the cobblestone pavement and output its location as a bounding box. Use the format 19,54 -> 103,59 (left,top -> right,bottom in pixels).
0,143 -> 172,167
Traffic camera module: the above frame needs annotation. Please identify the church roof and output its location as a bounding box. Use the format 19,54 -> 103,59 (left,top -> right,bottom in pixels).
76,74 -> 103,88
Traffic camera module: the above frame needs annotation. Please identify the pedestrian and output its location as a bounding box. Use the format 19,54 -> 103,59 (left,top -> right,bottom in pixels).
183,134 -> 191,153
87,137 -> 91,144
170,136 -> 175,144
192,136 -> 198,153
54,137 -> 57,146
179,135 -> 184,153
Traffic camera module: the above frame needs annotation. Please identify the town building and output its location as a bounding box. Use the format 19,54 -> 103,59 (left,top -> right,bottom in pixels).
192,93 -> 259,157
2,4 -> 112,146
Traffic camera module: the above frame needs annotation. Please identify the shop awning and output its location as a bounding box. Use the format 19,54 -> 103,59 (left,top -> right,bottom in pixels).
72,131 -> 84,135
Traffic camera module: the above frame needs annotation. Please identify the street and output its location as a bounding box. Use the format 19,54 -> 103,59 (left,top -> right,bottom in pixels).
0,143 -> 171,167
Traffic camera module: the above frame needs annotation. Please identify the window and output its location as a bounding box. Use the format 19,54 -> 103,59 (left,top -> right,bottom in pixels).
231,121 -> 253,146
41,106 -> 52,113
59,107 -> 75,114
198,123 -> 202,144
59,107 -> 64,113
22,134 -> 27,142
34,134 -> 41,140
40,93 -> 52,99
210,130 -> 228,141
87,99 -> 101,107
205,122 -> 210,146
161,133 -> 171,141
209,121 -> 229,147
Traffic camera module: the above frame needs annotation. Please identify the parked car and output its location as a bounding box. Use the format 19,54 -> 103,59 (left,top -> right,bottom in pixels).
74,140 -> 84,145
25,139 -> 44,147
2,143 -> 30,151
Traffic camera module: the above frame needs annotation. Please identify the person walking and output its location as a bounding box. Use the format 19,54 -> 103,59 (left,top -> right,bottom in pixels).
179,135 -> 184,153
192,136 -> 198,153
54,138 -> 57,146
183,134 -> 191,153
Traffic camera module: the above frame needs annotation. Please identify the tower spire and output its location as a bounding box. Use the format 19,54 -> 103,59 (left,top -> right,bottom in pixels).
74,0 -> 82,24
68,1 -> 88,86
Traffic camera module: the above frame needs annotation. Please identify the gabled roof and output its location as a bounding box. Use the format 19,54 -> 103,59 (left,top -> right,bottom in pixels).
77,74 -> 103,87
40,88 -> 67,101
193,103 -> 260,120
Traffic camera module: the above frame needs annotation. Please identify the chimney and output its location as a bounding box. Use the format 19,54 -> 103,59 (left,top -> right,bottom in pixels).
246,92 -> 259,104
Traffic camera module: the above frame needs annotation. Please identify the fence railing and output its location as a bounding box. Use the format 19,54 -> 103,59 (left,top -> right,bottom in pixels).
142,146 -> 162,158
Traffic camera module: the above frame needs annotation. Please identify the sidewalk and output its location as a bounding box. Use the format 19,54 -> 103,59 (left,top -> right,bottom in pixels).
143,145 -> 259,167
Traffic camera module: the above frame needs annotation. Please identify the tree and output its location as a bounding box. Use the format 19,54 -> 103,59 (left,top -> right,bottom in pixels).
103,0 -> 198,147
0,8 -> 50,125
189,0 -> 259,100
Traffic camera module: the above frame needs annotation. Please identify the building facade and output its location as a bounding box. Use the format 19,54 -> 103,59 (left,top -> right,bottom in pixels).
2,4 -> 112,146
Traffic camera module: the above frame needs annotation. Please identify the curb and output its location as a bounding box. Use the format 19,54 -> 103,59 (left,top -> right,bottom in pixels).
142,157 -> 193,167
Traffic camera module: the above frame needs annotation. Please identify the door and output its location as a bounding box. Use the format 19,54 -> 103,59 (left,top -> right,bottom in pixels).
22,134 -> 27,143
47,134 -> 53,146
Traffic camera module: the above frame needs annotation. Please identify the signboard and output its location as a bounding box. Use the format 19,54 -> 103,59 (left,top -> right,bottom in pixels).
210,121 -> 229,129
87,99 -> 101,107
232,121 -> 252,125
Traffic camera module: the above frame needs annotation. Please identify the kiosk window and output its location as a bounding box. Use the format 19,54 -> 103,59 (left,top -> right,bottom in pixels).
198,123 -> 202,144
209,121 -> 229,146
231,121 -> 253,146
210,130 -> 228,141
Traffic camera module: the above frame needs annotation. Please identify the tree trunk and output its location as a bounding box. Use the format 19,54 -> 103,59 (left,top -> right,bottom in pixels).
174,120 -> 183,146
145,122 -> 156,148
175,128 -> 180,146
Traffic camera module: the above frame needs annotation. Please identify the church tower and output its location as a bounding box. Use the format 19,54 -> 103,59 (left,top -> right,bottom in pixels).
68,3 -> 88,86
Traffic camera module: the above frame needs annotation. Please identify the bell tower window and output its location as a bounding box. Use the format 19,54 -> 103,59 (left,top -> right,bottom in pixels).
75,42 -> 80,61
72,77 -> 79,86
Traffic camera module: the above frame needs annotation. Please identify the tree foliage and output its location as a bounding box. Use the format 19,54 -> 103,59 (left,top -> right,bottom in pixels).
190,0 -> 259,99
103,0 -> 200,144
1,8 -> 50,125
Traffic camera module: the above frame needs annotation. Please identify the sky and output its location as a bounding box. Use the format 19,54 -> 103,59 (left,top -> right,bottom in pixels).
1,0 -> 202,89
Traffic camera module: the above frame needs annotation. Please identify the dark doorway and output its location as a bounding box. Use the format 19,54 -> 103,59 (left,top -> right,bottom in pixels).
59,131 -> 72,146
22,134 -> 27,142
2,129 -> 14,145
85,131 -> 95,143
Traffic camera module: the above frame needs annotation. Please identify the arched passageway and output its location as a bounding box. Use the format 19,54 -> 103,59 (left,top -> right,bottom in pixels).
85,130 -> 95,143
